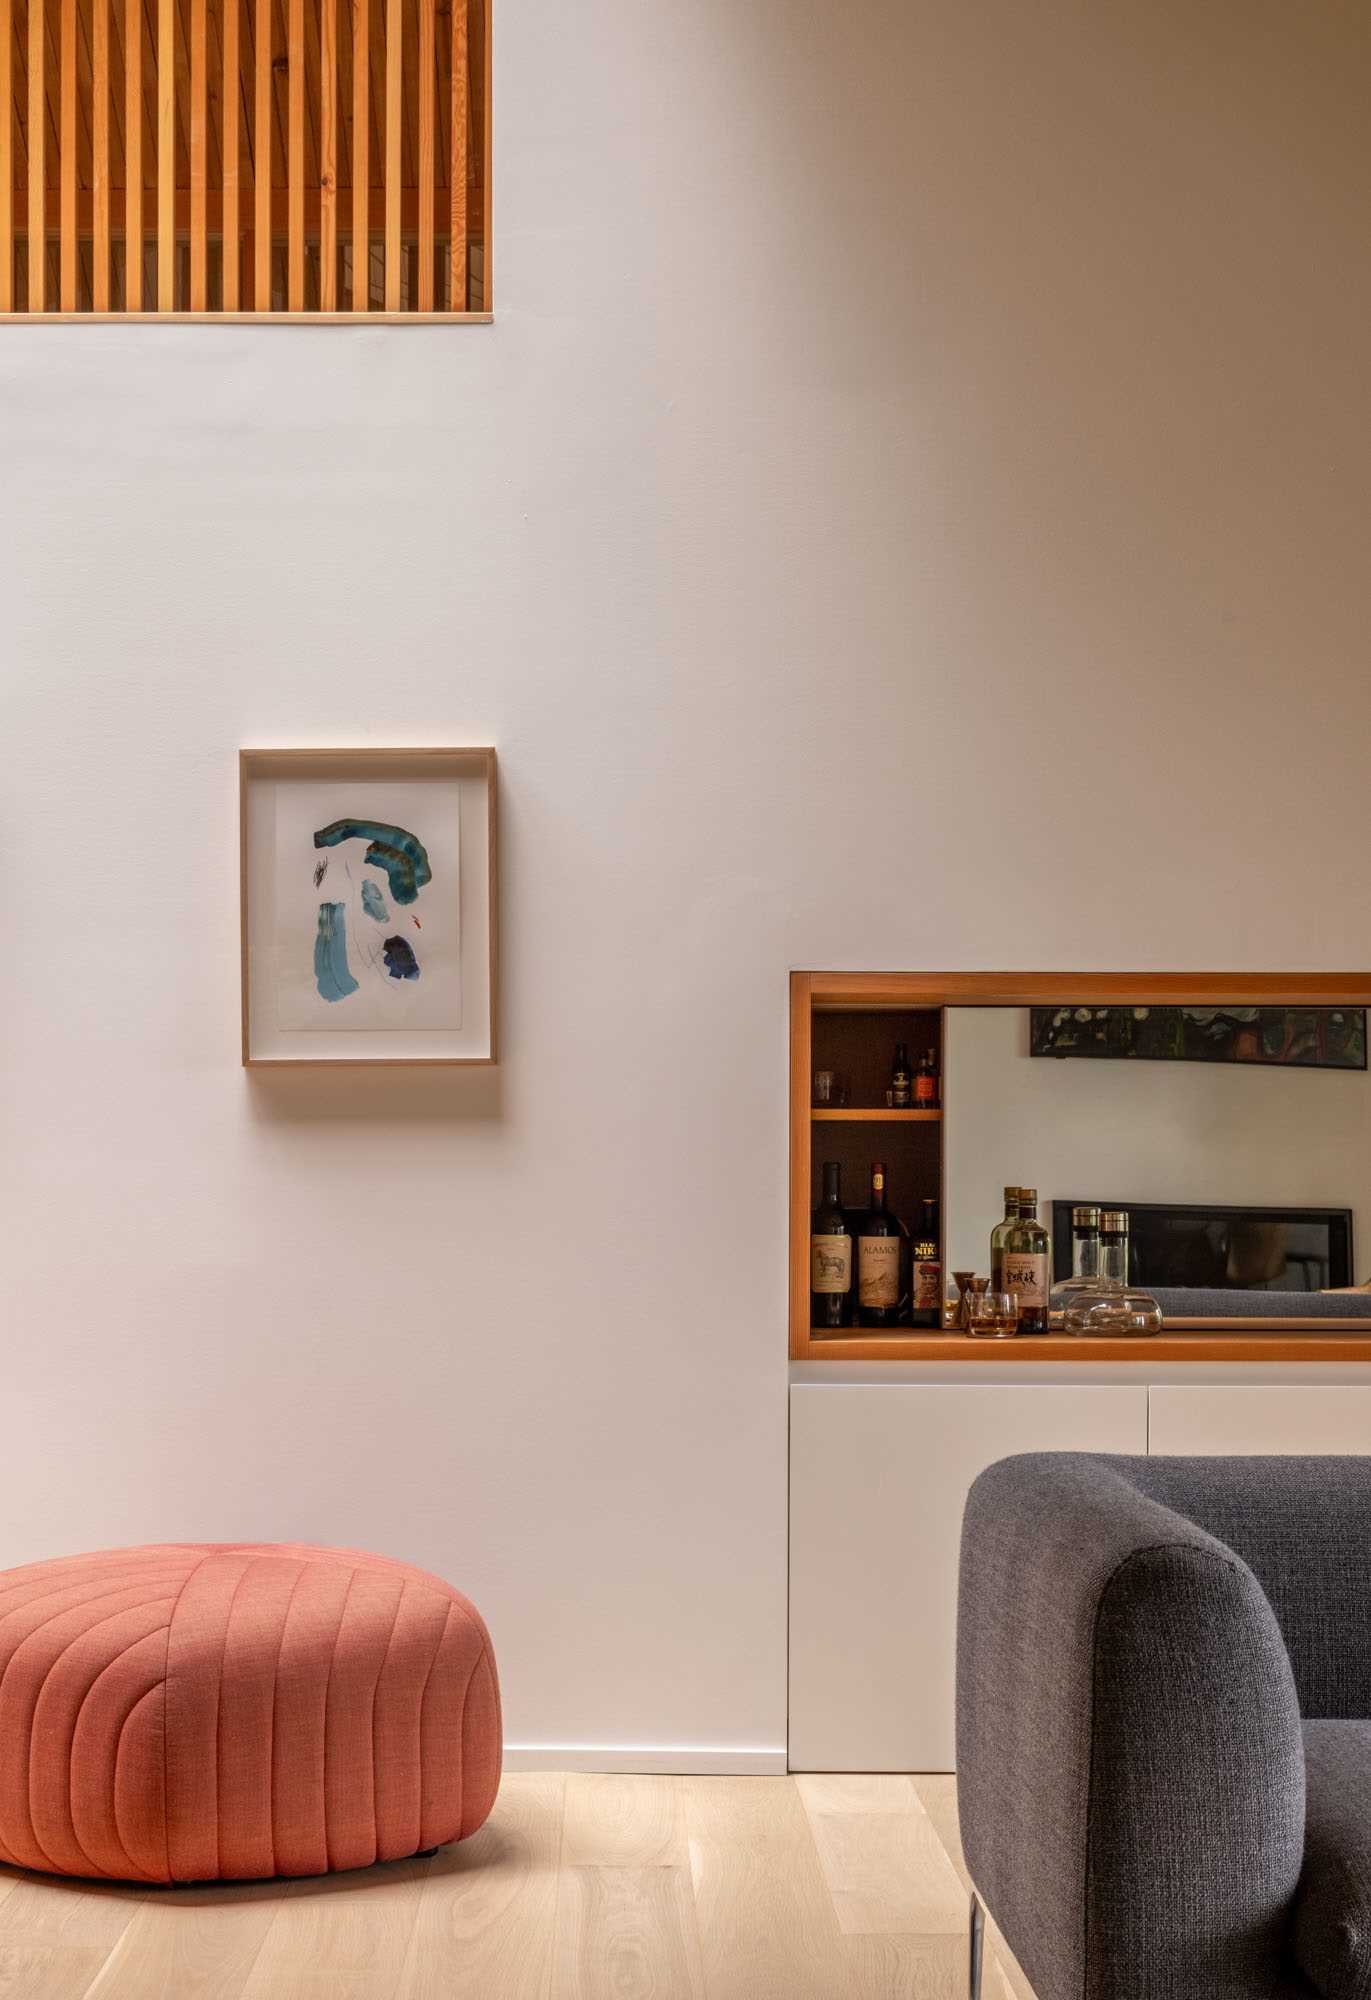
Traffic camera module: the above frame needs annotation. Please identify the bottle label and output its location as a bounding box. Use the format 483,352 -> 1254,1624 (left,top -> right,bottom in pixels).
914,1259 -> 942,1310
858,1237 -> 900,1308
1002,1253 -> 1048,1310
915,1075 -> 936,1105
811,1234 -> 852,1294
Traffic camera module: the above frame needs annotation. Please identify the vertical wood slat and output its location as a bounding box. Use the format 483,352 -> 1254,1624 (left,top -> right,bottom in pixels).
125,0 -> 141,306
449,0 -> 467,312
350,0 -> 366,309
384,0 -> 398,308
189,0 -> 206,307
0,0 -> 11,311
416,0 -> 432,309
287,0 -> 302,307
222,0 -> 238,307
318,0 -> 334,307
253,0 -> 269,308
27,0 -> 41,307
157,0 -> 174,306
59,0 -> 75,307
92,0 -> 110,307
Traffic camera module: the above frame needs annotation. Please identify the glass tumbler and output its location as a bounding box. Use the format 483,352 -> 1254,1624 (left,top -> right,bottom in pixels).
967,1290 -> 1021,1340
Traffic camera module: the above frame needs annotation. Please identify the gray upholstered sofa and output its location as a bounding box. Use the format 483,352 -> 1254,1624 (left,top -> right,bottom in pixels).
957,1454 -> 1371,2000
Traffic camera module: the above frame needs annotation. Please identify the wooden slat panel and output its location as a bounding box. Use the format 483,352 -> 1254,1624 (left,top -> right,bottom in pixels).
382,0 -> 395,306
415,0 -> 430,308
59,0 -> 74,306
318,0 -> 333,305
285,0 -> 299,303
252,0 -> 266,304
92,0 -> 109,306
449,0 -> 465,310
156,0 -> 171,304
124,0 -> 140,304
0,0 -> 11,310
350,0 -> 364,307
27,0 -> 42,306
221,0 -> 237,305
188,0 -> 203,305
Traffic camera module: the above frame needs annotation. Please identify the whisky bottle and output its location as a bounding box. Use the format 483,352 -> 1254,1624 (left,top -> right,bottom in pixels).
989,1187 -> 1021,1293
810,1162 -> 853,1329
911,1196 -> 942,1327
891,1044 -> 912,1110
856,1163 -> 905,1328
915,1047 -> 940,1109
1003,1187 -> 1052,1334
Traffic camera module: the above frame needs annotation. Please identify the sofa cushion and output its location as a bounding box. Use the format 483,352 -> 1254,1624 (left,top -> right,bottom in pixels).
1293,1721 -> 1371,1999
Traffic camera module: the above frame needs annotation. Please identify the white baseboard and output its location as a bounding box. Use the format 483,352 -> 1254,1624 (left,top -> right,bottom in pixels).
502,1742 -> 788,1775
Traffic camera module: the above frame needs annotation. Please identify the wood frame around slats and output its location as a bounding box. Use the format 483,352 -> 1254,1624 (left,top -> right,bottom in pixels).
3,0 -> 491,319
789,970 -> 1371,1364
0,0 -> 11,313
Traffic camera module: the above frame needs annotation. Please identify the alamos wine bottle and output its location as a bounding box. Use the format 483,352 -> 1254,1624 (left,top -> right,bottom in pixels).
1003,1186 -> 1052,1334
810,1161 -> 853,1329
857,1163 -> 905,1328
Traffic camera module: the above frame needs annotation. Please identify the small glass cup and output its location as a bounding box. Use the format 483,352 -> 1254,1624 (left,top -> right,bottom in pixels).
967,1290 -> 1021,1340
812,1069 -> 849,1108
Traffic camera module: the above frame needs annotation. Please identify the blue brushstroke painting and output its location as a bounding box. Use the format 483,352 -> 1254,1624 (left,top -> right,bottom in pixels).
383,935 -> 421,981
313,820 -> 432,905
361,880 -> 389,923
314,902 -> 359,1002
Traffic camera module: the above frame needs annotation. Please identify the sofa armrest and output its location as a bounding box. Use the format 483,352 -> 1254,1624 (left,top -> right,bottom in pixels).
957,1453 -> 1308,2000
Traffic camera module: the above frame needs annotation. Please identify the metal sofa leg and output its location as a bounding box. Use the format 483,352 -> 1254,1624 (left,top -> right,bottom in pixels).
969,1893 -> 984,2000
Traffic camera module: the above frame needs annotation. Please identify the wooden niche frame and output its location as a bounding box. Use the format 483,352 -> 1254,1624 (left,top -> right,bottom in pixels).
791,971 -> 1371,1363
240,747 -> 497,1067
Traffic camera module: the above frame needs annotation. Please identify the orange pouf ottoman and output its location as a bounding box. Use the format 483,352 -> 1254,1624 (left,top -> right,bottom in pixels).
0,1542 -> 501,1883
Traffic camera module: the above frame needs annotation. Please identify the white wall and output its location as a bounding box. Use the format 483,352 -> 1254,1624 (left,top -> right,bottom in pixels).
945,1009 -> 1371,1282
2,0 -> 1369,1765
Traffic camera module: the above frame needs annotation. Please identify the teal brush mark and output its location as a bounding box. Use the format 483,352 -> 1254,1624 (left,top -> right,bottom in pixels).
361,880 -> 389,923
314,902 -> 359,1002
313,820 -> 432,905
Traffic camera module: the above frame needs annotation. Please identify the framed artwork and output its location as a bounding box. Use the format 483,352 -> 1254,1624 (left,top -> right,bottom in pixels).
1030,1005 -> 1366,1072
240,748 -> 497,1067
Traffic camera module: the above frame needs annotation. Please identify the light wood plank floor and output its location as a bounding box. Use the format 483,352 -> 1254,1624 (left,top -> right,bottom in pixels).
0,1774 -> 1038,2000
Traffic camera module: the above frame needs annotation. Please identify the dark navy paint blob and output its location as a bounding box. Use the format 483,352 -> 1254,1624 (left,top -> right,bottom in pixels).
383,935 -> 421,981
315,902 -> 359,1002
313,820 -> 432,905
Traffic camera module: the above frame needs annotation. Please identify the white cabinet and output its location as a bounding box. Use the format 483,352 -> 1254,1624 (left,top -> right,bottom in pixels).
1149,1384 -> 1371,1454
788,1384 -> 1148,1772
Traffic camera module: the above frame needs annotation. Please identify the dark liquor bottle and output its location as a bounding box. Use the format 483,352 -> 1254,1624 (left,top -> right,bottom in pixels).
915,1047 -> 940,1109
856,1163 -> 905,1328
911,1196 -> 942,1327
1003,1186 -> 1052,1334
810,1162 -> 853,1329
890,1043 -> 912,1109
989,1187 -> 1021,1292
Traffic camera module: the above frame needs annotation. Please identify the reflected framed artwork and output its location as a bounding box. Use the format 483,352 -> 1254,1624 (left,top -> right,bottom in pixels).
240,748 -> 497,1066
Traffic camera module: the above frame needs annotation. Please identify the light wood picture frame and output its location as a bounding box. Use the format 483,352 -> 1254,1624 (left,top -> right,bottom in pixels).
240,747 -> 497,1067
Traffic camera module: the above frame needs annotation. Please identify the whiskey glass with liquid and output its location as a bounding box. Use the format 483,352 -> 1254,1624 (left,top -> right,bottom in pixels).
966,1289 -> 1021,1340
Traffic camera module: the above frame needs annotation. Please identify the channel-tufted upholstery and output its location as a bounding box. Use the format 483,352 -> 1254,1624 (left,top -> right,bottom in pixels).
0,1542 -> 501,1883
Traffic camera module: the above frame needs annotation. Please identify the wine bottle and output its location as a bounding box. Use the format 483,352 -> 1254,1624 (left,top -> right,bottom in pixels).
856,1163 -> 905,1328
810,1162 -> 853,1329
1003,1186 -> 1052,1334
989,1187 -> 1021,1293
911,1196 -> 942,1327
890,1043 -> 912,1110
915,1047 -> 939,1109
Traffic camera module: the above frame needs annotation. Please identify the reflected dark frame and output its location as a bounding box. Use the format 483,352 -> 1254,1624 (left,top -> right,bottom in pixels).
1030,1006 -> 1367,1072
